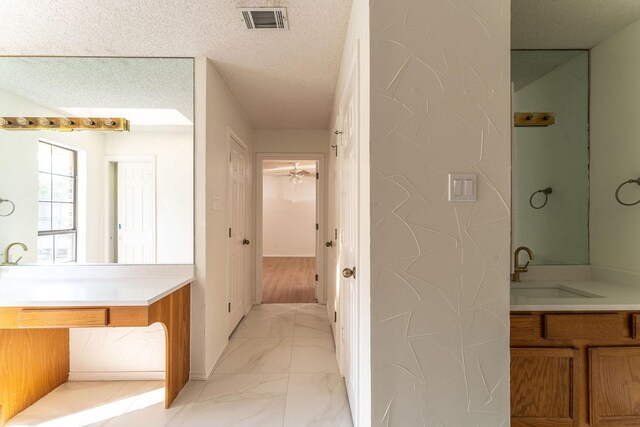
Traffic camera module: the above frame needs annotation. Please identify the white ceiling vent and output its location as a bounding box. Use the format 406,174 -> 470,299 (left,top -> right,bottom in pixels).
239,7 -> 288,30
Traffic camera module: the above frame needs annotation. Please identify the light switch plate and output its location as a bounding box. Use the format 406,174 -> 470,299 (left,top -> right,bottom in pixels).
448,173 -> 477,202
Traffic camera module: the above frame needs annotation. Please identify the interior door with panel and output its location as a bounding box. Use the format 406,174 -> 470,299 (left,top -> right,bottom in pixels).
338,60 -> 359,419
590,347 -> 640,426
117,161 -> 155,264
228,136 -> 247,335
510,347 -> 580,427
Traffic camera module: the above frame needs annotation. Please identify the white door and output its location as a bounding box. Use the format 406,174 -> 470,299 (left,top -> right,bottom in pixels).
228,137 -> 247,335
338,62 -> 359,419
117,161 -> 155,264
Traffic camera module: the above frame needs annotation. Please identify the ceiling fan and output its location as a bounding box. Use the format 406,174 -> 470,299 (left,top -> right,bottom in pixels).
270,162 -> 312,184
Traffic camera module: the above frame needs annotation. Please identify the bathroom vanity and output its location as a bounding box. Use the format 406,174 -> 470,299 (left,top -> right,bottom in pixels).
510,276 -> 640,426
0,266 -> 193,424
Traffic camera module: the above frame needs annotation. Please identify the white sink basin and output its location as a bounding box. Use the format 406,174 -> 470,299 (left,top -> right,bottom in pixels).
511,284 -> 603,299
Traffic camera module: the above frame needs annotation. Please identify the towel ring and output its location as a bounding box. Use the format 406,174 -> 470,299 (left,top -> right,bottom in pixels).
529,187 -> 552,209
615,178 -> 640,206
0,198 -> 15,216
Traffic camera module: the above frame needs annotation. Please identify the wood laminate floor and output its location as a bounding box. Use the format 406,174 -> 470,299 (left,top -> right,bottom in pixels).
262,257 -> 317,303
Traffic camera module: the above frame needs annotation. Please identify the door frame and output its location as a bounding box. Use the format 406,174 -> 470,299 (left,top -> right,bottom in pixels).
255,152 -> 327,305
103,155 -> 156,264
227,127 -> 249,333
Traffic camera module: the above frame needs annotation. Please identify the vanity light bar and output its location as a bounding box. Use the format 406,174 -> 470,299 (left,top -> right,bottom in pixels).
0,117 -> 130,132
514,112 -> 556,127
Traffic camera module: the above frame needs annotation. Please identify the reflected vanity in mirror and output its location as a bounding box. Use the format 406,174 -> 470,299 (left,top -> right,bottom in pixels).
512,50 -> 590,266
0,57 -> 194,265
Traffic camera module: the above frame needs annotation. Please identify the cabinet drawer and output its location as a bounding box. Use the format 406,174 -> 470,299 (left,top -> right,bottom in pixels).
511,315 -> 543,341
544,314 -> 626,340
17,308 -> 108,328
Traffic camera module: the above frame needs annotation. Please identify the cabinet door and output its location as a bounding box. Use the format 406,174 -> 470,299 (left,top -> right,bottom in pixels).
590,347 -> 640,426
511,348 -> 580,427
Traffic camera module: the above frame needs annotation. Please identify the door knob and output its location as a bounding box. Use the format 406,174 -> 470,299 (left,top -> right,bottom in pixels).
325,241 -> 333,247
242,239 -> 250,245
342,267 -> 356,279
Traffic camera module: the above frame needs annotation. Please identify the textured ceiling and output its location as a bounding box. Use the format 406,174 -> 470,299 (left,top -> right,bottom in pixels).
513,0 -> 640,49
0,0 -> 352,129
0,57 -> 194,119
511,50 -> 585,91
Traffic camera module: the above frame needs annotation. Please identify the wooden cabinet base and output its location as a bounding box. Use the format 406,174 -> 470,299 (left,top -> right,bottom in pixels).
0,328 -> 69,423
511,311 -> 640,426
511,348 -> 579,426
0,284 -> 190,424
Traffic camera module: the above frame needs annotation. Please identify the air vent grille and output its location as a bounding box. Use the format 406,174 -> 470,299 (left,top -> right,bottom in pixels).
239,7 -> 289,30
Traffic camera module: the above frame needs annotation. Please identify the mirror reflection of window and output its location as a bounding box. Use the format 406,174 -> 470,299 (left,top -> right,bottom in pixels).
37,140 -> 77,263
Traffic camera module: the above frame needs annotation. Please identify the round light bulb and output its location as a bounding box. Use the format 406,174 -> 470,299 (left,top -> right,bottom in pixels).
38,118 -> 51,126
16,117 -> 30,126
61,118 -> 73,126
0,118 -> 9,126
82,118 -> 94,126
103,118 -> 115,126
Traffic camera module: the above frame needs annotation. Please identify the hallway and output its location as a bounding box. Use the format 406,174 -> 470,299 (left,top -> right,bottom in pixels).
7,304 -> 352,427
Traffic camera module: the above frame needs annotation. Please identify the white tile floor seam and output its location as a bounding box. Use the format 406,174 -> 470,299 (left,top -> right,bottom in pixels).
6,303 -> 353,427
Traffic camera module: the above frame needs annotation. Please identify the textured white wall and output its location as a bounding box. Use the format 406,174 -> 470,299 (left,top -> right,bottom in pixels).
591,20 -> 640,275
513,53 -> 589,265
262,175 -> 316,257
370,0 -> 511,425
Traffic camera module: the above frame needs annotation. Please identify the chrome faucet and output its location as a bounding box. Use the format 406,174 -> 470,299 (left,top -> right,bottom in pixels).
2,242 -> 28,265
512,246 -> 534,282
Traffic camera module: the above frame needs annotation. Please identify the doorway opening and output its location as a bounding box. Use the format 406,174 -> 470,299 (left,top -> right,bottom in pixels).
104,156 -> 156,264
260,159 -> 319,303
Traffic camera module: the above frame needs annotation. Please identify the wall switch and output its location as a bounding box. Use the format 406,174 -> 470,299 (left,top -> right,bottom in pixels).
211,195 -> 221,210
448,174 -> 477,202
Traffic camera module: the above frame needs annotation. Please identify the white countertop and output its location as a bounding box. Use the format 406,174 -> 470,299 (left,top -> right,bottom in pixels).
0,265 -> 194,307
511,278 -> 640,311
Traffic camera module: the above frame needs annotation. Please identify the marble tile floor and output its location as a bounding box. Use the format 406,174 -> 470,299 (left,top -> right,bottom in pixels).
7,303 -> 353,427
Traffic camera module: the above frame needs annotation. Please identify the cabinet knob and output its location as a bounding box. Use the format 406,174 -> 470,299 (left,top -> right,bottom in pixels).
242,239 -> 250,245
325,241 -> 333,247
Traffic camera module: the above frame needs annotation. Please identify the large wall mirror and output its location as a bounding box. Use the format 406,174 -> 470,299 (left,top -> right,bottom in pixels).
0,57 -> 194,265
512,50 -> 590,265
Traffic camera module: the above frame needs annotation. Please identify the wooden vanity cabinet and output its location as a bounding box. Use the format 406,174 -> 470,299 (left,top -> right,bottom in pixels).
511,312 -> 640,427
511,347 -> 580,426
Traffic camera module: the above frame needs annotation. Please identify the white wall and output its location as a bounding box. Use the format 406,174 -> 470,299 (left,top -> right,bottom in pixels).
0,88 -> 105,264
192,58 -> 254,379
262,174 -> 316,257
103,129 -> 193,264
591,19 -> 640,274
513,53 -> 589,265
370,0 -> 511,425
254,129 -> 329,154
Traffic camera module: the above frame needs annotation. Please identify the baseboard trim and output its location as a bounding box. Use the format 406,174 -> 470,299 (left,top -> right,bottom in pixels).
68,371 -> 165,381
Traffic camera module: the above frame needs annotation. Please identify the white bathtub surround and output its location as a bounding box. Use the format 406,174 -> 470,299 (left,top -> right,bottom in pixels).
7,303 -> 352,427
370,0 -> 512,425
0,264 -> 194,381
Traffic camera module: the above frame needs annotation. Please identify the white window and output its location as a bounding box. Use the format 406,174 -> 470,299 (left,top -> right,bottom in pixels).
37,141 -> 77,263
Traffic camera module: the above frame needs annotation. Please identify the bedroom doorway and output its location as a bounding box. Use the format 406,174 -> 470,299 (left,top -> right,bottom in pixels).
257,156 -> 324,303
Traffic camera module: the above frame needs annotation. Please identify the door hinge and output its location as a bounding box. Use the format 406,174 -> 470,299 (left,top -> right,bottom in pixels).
229,228 -> 232,238
334,311 -> 337,323
316,172 -> 319,179
315,274 -> 318,281
316,223 -> 319,231
228,302 -> 231,313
